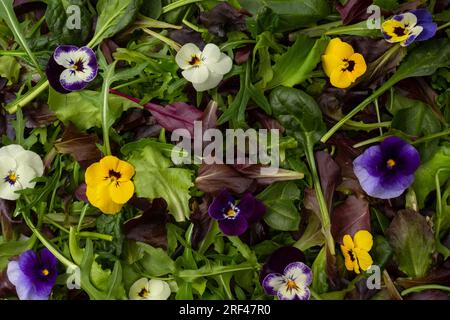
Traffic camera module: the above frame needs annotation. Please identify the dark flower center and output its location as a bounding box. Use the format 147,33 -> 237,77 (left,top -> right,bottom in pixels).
348,250 -> 356,262
71,59 -> 85,72
286,278 -> 299,291
342,59 -> 355,72
4,171 -> 18,186
188,55 -> 201,66
393,26 -> 406,37
108,170 -> 121,180
386,159 -> 396,169
138,288 -> 149,298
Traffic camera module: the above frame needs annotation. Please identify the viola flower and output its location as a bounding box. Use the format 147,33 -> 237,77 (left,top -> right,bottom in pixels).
321,38 -> 367,89
0,144 -> 44,201
175,43 -> 233,92
46,45 -> 98,94
208,190 -> 266,236
7,248 -> 58,300
129,278 -> 171,300
340,230 -> 373,274
85,156 -> 135,214
262,262 -> 312,300
382,9 -> 437,47
353,137 -> 420,199
260,246 -> 306,282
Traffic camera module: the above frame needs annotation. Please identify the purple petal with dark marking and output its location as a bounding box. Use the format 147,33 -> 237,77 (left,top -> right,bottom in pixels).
284,262 -> 313,286
208,189 -> 234,220
45,55 -> 70,94
218,214 -> 248,236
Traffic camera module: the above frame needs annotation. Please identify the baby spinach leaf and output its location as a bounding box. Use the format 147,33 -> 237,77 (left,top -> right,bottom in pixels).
257,181 -> 301,231
267,35 -> 329,89
386,210 -> 434,278
123,140 -> 193,221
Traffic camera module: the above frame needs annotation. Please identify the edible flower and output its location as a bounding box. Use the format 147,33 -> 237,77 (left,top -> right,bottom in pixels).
129,278 -> 171,300
340,230 -> 373,274
353,137 -> 420,199
85,156 -> 135,214
262,262 -> 313,300
321,38 -> 367,89
175,43 -> 232,92
382,9 -> 437,47
208,189 -> 266,236
0,144 -> 44,200
46,45 -> 98,93
7,248 -> 58,300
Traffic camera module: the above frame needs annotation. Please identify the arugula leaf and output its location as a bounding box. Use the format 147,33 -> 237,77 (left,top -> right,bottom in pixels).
0,56 -> 20,84
122,140 -> 193,221
137,242 -> 176,276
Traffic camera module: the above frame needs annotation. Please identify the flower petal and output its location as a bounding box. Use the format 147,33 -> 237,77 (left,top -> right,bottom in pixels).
108,180 -> 134,204
15,164 -> 39,190
15,150 -> 44,177
353,230 -> 373,251
324,38 -> 354,61
182,65 -> 209,84
175,43 -> 202,69
341,246 -> 355,272
54,45 -> 79,68
262,273 -> 284,296
401,26 -> 423,46
409,9 -> 433,24
321,54 -> 342,77
7,261 -> 34,300
393,12 -> 417,27
348,53 -> 367,78
342,234 -> 354,249
117,160 -> 135,181
85,162 -> 105,185
147,279 -> 171,300
77,46 -> 98,81
202,43 -> 221,63
86,180 -> 122,214
379,173 -> 415,199
414,22 -> 437,41
283,262 -> 313,287
353,145 -> 384,178
355,249 -> 373,272
330,68 -> 354,89
100,156 -> 120,171
129,277 -> 150,300
192,71 -> 223,92
205,53 -> 232,75
218,214 -> 248,236
208,189 -> 234,220
60,69 -> 89,91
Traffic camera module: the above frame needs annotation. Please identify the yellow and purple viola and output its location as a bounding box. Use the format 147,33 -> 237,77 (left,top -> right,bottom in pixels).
353,137 -> 420,199
340,230 -> 373,274
7,249 -> 58,300
46,45 -> 98,93
382,9 -> 437,47
208,189 -> 266,236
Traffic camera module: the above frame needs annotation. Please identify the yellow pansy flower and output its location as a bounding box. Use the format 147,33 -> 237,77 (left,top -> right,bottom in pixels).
340,230 -> 373,274
321,38 -> 367,89
85,156 -> 135,214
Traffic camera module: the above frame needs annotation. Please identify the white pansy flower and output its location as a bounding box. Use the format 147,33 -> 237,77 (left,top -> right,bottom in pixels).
175,43 -> 233,92
0,145 -> 44,201
129,278 -> 171,300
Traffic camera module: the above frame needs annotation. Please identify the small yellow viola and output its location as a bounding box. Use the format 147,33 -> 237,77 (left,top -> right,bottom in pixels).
85,156 -> 135,214
340,230 -> 373,274
321,38 -> 367,89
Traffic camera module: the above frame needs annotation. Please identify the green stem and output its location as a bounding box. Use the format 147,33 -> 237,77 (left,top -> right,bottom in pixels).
23,213 -> 77,269
412,128 -> 450,145
5,79 -> 49,114
401,284 -> 450,296
305,140 -> 335,255
161,0 -> 205,13
374,98 -> 383,136
437,21 -> 450,31
142,28 -> 181,51
353,135 -> 392,148
78,232 -> 113,242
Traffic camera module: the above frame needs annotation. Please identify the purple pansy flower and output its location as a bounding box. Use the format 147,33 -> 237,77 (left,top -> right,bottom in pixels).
381,9 -> 437,47
208,189 -> 266,236
260,246 -> 306,282
7,248 -> 58,300
353,137 -> 420,199
262,262 -> 313,300
46,45 -> 98,93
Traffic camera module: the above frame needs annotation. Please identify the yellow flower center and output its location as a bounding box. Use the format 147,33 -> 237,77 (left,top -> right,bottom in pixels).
387,159 -> 396,168
4,171 -> 18,186
41,269 -> 49,276
138,288 -> 149,298
286,279 -> 298,291
226,208 -> 237,218
188,55 -> 201,66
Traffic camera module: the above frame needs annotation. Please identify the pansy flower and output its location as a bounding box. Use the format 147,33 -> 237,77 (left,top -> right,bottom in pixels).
7,248 -> 58,300
46,45 -> 98,93
260,246 -> 306,281
0,144 -> 44,201
353,137 -> 420,199
129,278 -> 171,300
85,156 -> 135,214
262,262 -> 313,300
321,38 -> 367,89
382,9 -> 437,47
340,230 -> 373,274
175,43 -> 233,92
208,189 -> 266,236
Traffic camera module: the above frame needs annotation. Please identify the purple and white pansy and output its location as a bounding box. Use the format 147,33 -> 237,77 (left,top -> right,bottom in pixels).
381,9 -> 437,47
208,189 -> 266,236
353,136 -> 420,199
46,45 -> 98,93
262,262 -> 313,300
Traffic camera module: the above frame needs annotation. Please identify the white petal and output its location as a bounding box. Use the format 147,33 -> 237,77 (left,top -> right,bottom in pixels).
7,261 -> 33,300
0,156 -> 20,200
193,71 -> 223,92
401,12 -> 418,28
0,181 -> 20,200
0,155 -> 17,175
15,164 -> 39,190
182,65 -> 209,84
202,43 -> 221,63
147,279 -> 171,300
54,46 -> 80,68
277,284 -> 298,300
176,43 -> 202,69
59,69 -> 89,91
206,53 -> 233,75
129,278 -> 150,300
0,144 -> 25,158
15,150 -> 44,177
